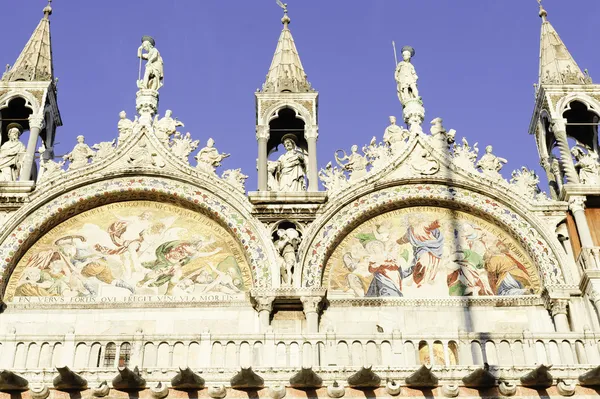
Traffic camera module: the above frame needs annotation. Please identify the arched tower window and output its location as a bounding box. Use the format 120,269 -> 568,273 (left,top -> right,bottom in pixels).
564,101 -> 599,153
103,342 -> 116,368
267,108 -> 307,156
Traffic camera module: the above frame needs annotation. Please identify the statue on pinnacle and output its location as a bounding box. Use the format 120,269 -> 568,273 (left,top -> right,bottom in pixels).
137,36 -> 164,91
395,45 -> 419,104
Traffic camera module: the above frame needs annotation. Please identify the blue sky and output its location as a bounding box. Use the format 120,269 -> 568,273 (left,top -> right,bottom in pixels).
3,1 -> 599,191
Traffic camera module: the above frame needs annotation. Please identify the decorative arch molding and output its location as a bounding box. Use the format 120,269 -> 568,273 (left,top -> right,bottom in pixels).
0,90 -> 41,114
299,183 -> 568,289
261,100 -> 314,126
0,176 -> 279,298
555,93 -> 600,118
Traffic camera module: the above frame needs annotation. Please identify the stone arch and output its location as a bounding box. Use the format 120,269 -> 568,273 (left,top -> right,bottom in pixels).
555,93 -> 600,118
299,183 -> 568,289
0,175 -> 279,299
0,91 -> 41,114
261,101 -> 314,126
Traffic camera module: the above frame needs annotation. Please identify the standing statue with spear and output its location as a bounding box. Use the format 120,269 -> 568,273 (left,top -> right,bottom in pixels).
137,35 -> 164,91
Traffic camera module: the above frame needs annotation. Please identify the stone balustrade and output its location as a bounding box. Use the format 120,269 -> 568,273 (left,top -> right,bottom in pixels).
2,331 -> 599,381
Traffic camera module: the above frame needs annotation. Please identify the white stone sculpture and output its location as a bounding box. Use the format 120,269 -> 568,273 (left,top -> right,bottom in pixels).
267,160 -> 280,191
222,168 -> 248,192
335,145 -> 369,182
571,146 -> 600,185
319,161 -> 348,193
0,124 -> 26,182
37,144 -> 65,183
453,137 -> 479,171
271,135 -> 307,192
92,139 -> 117,161
363,136 -> 391,171
275,227 -> 301,286
395,46 -> 419,104
153,110 -> 184,143
117,111 -> 136,143
383,116 -> 410,154
128,141 -> 165,168
411,149 -> 440,175
477,145 -> 507,180
510,166 -> 541,199
429,117 -> 455,152
196,138 -> 230,174
170,132 -> 199,163
63,135 -> 95,170
137,36 -> 164,91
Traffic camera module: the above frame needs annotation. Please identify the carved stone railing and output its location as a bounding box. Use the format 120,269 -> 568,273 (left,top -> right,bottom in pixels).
2,331 -> 599,382
578,247 -> 600,271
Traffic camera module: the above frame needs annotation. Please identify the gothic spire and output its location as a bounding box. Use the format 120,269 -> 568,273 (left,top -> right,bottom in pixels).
261,3 -> 314,93
537,0 -> 591,85
2,1 -> 55,82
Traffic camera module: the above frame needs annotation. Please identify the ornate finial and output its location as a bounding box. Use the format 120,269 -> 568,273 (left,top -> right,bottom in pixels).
276,0 -> 290,26
43,0 -> 53,18
537,0 -> 547,22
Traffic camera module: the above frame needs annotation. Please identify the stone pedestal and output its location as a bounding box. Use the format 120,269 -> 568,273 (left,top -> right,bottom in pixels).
136,89 -> 159,125
402,98 -> 424,134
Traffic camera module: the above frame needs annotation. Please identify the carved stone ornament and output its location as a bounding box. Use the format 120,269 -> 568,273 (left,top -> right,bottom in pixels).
405,365 -> 439,388
30,384 -> 50,399
550,299 -> 569,317
452,137 -> 479,171
53,366 -> 88,390
253,295 -> 275,313
170,132 -> 199,163
327,381 -> 345,398
462,363 -> 496,388
170,367 -> 205,390
153,110 -> 184,143
92,140 -> 117,162
383,116 -> 410,154
222,169 -> 248,192
111,367 -> 146,391
117,111 -> 136,144
569,196 -> 586,213
411,149 -> 440,175
0,124 -> 27,182
335,145 -> 370,182
275,227 -> 301,286
319,161 -> 348,194
429,117 -> 455,152
196,138 -> 230,174
557,379 -> 576,397
578,365 -> 600,386
498,380 -> 516,396
363,136 -> 392,172
128,141 -> 165,168
208,385 -> 227,399
347,366 -> 381,389
510,167 -> 542,200
300,295 -> 323,315
519,364 -> 553,389
289,367 -> 323,389
230,367 -> 264,390
385,380 -> 401,396
0,370 -> 29,391
150,382 -> 169,399
137,35 -> 164,91
477,145 -> 507,181
37,144 -> 65,183
268,384 -> 287,399
442,384 -> 459,398
91,381 -> 110,397
64,135 -> 95,170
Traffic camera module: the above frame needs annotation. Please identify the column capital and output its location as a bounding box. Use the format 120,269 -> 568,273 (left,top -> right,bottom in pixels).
304,126 -> 319,140
569,196 -> 587,213
549,298 -> 569,317
551,118 -> 568,133
253,295 -> 275,313
256,125 -> 270,141
28,114 -> 45,130
300,295 -> 323,315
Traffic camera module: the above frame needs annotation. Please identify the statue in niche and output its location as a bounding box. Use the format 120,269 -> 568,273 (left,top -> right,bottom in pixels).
319,161 -> 347,193
395,46 -> 419,104
37,144 -> 65,183
383,116 -> 410,153
117,111 -> 136,143
0,124 -> 26,182
196,138 -> 230,173
571,146 -> 600,185
275,227 -> 301,286
153,110 -> 183,142
335,145 -> 369,182
222,168 -> 248,192
272,134 -> 307,192
137,35 -> 164,91
477,145 -> 507,180
170,132 -> 199,163
63,135 -> 95,170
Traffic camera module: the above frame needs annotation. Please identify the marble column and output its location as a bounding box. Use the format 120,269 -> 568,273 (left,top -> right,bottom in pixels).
254,295 -> 275,332
300,296 -> 322,333
305,126 -> 319,192
256,125 -> 269,191
569,196 -> 595,250
552,118 -> 580,184
19,114 -> 45,181
550,299 -> 571,333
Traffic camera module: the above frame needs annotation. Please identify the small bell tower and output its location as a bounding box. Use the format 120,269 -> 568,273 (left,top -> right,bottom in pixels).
529,2 -> 600,300
254,3 -> 319,193
0,0 -> 62,182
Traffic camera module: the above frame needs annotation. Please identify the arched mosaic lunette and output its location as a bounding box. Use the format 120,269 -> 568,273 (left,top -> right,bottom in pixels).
300,184 -> 566,289
0,176 -> 278,297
